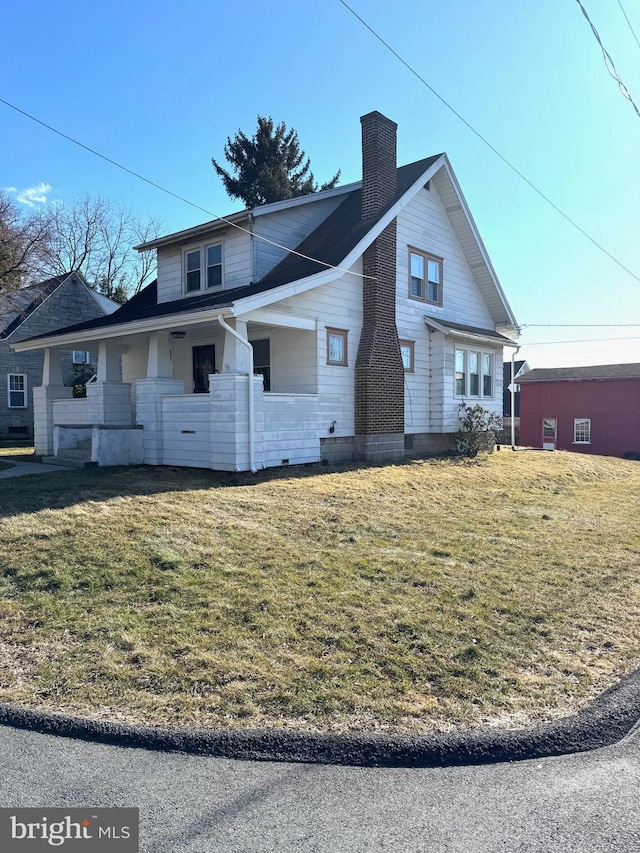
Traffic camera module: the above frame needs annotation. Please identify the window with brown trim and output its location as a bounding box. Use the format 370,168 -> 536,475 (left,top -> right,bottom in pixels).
409,248 -> 443,305
326,328 -> 348,366
399,340 -> 414,372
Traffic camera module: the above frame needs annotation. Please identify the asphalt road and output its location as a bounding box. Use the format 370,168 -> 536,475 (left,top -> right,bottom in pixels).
1,723 -> 639,852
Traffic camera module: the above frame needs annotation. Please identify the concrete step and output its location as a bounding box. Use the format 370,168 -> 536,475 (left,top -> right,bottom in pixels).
42,451 -> 95,469
76,440 -> 92,451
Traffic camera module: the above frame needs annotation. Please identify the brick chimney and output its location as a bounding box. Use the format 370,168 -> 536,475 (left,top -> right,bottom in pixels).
354,111 -> 405,462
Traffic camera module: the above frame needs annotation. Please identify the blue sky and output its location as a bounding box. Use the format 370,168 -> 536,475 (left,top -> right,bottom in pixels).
2,0 -> 639,367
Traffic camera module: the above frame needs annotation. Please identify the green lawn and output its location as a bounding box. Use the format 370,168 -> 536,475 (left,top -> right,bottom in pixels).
0,451 -> 638,733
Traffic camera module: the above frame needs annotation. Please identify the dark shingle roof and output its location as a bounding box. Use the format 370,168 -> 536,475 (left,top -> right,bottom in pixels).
19,156 -> 445,343
258,156 -> 442,289
519,363 -> 640,383
0,275 -> 68,339
425,316 -> 514,344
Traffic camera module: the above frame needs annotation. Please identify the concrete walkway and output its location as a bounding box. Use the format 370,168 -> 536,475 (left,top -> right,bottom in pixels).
0,456 -> 74,478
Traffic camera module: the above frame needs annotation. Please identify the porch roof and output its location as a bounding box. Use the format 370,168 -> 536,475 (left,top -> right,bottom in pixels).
424,316 -> 517,347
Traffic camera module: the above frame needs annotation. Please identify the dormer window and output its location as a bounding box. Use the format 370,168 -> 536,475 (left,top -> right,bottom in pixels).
184,242 -> 223,294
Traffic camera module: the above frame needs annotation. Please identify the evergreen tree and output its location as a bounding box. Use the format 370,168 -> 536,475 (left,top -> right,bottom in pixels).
212,117 -> 340,208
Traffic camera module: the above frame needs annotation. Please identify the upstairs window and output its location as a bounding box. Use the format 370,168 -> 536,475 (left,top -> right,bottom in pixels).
186,250 -> 201,292
409,248 -> 443,305
8,374 -> 26,408
184,242 -> 223,294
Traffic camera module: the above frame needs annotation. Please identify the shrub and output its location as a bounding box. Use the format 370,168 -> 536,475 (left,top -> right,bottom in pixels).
456,402 -> 503,458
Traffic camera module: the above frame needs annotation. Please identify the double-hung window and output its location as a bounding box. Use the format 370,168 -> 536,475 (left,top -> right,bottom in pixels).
574,418 -> 591,444
454,349 -> 494,399
184,242 -> 223,294
409,248 -> 443,305
7,374 -> 26,408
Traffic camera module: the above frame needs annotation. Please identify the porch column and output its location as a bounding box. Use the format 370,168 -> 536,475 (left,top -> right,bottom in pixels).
221,318 -> 251,373
86,340 -> 133,426
135,332 -> 185,465
147,331 -> 173,378
210,318 -> 264,471
33,348 -> 72,455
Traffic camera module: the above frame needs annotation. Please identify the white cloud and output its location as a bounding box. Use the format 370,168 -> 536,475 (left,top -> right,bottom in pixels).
15,182 -> 53,206
4,186 -> 17,193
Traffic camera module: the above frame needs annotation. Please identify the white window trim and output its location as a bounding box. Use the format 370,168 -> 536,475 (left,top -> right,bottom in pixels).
72,350 -> 91,364
454,347 -> 495,399
7,373 -> 27,408
182,240 -> 224,295
573,418 -> 591,444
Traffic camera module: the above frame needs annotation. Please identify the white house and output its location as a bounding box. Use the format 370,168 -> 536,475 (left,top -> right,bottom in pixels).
13,112 -> 519,471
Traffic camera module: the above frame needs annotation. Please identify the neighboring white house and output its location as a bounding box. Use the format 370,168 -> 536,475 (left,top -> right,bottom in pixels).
13,112 -> 519,471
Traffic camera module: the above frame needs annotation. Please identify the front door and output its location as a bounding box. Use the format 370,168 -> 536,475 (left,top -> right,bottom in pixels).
542,417 -> 557,450
192,345 -> 215,393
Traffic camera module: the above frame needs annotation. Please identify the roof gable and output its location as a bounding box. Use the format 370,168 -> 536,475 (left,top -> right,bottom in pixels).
13,154 -> 520,346
0,274 -> 69,339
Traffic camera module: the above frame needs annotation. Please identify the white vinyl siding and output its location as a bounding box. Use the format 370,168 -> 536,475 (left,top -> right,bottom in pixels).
266,261 -> 363,437
397,184 -> 494,327
396,181 -> 503,434
156,229 -> 252,304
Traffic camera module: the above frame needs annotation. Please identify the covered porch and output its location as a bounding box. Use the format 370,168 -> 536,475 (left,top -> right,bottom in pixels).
15,308 -> 322,472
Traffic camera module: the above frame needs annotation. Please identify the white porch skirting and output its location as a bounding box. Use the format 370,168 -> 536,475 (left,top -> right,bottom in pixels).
37,374 -> 321,471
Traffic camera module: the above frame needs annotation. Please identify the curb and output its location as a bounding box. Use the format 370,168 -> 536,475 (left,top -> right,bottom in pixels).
1,668 -> 639,768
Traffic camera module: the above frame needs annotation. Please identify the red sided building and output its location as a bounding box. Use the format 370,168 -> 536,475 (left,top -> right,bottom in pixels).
518,363 -> 640,459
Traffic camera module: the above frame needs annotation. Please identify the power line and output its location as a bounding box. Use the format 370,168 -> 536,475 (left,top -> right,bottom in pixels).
0,96 -> 373,281
522,323 -> 640,328
574,0 -> 640,118
338,0 -> 640,286
524,334 -> 640,346
616,0 -> 640,53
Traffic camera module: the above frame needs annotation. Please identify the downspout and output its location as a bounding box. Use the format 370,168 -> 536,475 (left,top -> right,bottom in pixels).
217,314 -> 257,473
511,345 -> 521,450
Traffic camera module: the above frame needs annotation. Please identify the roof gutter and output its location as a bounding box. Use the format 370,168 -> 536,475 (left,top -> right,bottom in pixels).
11,306 -> 233,352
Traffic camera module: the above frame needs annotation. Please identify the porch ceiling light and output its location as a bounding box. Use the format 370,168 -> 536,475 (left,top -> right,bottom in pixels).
171,331 -> 186,339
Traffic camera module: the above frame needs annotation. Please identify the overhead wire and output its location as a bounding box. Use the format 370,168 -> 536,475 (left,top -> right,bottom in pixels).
524,334 -> 640,346
338,0 -> 640,285
0,96 -> 373,281
574,0 -> 640,118
616,0 -> 640,53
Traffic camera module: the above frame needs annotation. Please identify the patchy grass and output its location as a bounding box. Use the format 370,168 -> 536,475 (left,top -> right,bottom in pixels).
0,443 -> 40,462
0,451 -> 638,734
